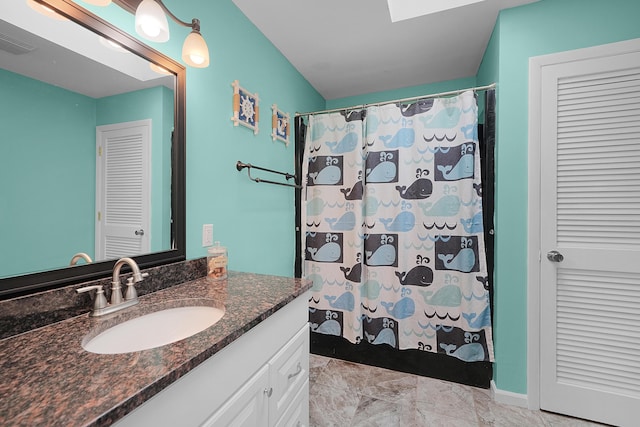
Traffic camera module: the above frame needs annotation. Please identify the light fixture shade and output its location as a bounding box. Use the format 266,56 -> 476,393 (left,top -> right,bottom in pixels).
182,31 -> 210,68
81,0 -> 112,6
27,0 -> 67,20
135,0 -> 169,42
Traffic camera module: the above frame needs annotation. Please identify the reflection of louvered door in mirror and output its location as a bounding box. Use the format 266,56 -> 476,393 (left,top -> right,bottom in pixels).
96,120 -> 151,261
536,40 -> 640,427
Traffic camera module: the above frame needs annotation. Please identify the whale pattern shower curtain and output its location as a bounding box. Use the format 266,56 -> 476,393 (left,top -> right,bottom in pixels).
303,91 -> 494,362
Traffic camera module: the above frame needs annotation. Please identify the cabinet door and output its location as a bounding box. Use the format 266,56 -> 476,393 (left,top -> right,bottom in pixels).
275,380 -> 309,427
202,365 -> 269,427
269,325 -> 309,426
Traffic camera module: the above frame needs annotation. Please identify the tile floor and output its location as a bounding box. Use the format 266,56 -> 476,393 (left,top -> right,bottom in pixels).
309,354 -> 606,427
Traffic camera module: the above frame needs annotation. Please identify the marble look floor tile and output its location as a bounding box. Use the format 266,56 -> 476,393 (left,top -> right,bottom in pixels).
359,368 -> 417,404
350,396 -> 416,427
308,355 -> 606,427
309,382 -> 359,427
415,376 -> 479,423
314,358 -> 374,394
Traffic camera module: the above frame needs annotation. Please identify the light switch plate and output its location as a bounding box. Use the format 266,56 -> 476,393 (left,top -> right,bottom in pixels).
202,224 -> 213,247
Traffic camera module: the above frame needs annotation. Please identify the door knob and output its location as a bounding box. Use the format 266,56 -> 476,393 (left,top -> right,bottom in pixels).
546,250 -> 564,262
135,229 -> 145,236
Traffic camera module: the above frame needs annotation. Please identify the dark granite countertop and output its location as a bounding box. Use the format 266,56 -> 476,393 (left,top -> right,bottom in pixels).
0,271 -> 311,427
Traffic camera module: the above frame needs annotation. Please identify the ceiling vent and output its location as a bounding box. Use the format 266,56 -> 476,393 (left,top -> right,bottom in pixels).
0,31 -> 36,55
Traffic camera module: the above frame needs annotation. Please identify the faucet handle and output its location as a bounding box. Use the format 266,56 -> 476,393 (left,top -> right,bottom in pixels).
76,285 -> 108,311
124,277 -> 139,301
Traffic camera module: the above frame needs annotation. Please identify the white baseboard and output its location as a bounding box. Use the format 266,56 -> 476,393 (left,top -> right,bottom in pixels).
491,380 -> 529,408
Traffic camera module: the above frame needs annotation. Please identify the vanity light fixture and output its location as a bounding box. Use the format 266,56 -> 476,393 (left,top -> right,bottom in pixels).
114,0 -> 210,68
81,0 -> 113,6
26,0 -> 67,20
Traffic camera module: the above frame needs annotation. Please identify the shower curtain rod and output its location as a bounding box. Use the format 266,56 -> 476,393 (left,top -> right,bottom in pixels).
294,83 -> 496,117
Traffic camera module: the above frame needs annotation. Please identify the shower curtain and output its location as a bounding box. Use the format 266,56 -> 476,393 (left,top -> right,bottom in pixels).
302,91 -> 494,363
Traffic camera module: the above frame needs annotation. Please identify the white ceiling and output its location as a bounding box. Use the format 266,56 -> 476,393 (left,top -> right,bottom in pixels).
232,0 -> 538,100
0,1 -> 173,99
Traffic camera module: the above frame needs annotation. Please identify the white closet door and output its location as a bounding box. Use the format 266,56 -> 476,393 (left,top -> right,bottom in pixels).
96,120 -> 151,261
537,40 -> 640,427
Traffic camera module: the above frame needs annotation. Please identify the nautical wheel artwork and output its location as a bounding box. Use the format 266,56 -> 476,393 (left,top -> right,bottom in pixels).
231,80 -> 259,134
271,104 -> 290,145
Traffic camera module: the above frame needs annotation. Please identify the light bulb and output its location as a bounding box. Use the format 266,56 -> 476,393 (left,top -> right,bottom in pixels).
135,0 -> 169,42
182,31 -> 210,68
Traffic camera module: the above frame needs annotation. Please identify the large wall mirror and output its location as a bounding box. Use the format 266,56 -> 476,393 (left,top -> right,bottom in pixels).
0,0 -> 186,298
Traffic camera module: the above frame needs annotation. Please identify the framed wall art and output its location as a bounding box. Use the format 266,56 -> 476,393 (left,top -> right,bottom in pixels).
271,104 -> 290,146
231,80 -> 259,134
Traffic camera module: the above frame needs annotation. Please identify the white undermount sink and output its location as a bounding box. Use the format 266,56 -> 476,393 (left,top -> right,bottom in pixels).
82,306 -> 225,354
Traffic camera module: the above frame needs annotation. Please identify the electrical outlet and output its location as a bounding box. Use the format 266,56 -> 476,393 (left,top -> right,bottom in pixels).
202,224 -> 213,247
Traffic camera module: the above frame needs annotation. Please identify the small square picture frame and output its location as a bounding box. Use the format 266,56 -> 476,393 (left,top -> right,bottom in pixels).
231,80 -> 259,134
271,104 -> 290,146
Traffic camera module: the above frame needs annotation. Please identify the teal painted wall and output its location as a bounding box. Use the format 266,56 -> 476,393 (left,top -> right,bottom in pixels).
0,69 -> 96,277
0,72 -> 177,278
96,86 -> 174,252
487,0 -> 640,394
86,0 -> 325,276
326,77 -> 478,110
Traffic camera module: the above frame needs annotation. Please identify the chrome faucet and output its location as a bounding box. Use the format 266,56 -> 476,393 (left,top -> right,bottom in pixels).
76,257 -> 148,317
69,252 -> 93,266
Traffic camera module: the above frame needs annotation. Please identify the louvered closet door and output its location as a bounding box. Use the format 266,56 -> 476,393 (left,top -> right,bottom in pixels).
95,120 -> 151,260
539,45 -> 640,427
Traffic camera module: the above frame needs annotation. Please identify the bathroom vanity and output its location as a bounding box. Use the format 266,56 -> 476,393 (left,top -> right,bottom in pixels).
0,270 -> 311,427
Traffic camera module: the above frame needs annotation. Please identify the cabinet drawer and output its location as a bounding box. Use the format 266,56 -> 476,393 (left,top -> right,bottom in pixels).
275,379 -> 309,427
268,324 -> 309,426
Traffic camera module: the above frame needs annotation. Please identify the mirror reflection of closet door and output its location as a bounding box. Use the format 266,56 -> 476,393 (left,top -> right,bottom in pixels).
95,120 -> 151,261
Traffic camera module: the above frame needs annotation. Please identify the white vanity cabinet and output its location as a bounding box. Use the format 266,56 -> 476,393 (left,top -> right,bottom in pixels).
115,292 -> 310,427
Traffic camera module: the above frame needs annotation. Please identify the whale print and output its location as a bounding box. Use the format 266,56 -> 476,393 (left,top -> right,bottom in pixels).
306,273 -> 325,292
364,234 -> 398,267
365,150 -> 398,183
438,248 -> 476,273
418,195 -> 461,217
419,107 -> 462,129
381,297 -> 415,319
365,244 -> 396,266
381,128 -> 415,148
309,166 -> 342,185
326,211 -> 356,231
306,197 -> 325,216
311,320 -> 341,336
434,143 -> 475,181
326,132 -> 358,154
360,280 -> 381,299
341,263 -> 362,283
340,180 -> 363,200
365,328 -> 397,347
436,327 -> 489,362
437,154 -> 474,181
461,211 -> 483,234
380,211 -> 415,232
305,92 -> 492,363
340,110 -> 366,122
396,178 -> 432,200
325,292 -> 355,311
309,309 -> 343,336
420,285 -> 462,307
463,305 -> 491,329
308,156 -> 344,186
398,99 -> 434,117
440,343 -> 485,362
366,161 -> 397,183
435,237 -> 480,272
395,265 -> 434,287
308,242 -> 342,263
